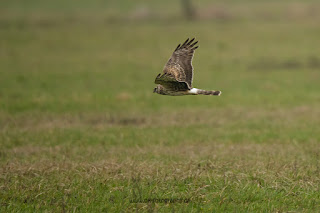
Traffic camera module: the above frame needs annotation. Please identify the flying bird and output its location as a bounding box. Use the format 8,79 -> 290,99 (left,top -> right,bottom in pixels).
153,38 -> 221,96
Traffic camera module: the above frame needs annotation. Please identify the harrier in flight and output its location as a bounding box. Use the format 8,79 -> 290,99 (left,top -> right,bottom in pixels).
153,38 -> 221,96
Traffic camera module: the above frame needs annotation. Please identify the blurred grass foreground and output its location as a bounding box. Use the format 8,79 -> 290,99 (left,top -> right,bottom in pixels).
1,0 -> 320,212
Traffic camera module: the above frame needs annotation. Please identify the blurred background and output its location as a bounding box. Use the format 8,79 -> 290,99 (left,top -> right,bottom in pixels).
1,0 -> 320,211
1,0 -> 320,116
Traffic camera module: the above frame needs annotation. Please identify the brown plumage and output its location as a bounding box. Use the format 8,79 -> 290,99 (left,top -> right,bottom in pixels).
153,38 -> 221,96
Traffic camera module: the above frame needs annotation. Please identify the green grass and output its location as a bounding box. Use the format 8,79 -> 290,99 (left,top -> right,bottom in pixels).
1,0 -> 320,212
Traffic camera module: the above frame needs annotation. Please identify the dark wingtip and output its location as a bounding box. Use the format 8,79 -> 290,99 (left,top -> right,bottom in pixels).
192,46 -> 199,50
154,73 -> 162,84
177,38 -> 199,50
175,44 -> 181,51
190,40 -> 198,47
187,38 -> 195,45
182,38 -> 189,47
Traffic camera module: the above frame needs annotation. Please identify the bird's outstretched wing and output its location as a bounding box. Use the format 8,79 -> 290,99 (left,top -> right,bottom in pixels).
162,38 -> 199,89
154,73 -> 189,91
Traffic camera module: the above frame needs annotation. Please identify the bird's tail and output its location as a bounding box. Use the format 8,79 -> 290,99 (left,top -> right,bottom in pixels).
196,89 -> 221,96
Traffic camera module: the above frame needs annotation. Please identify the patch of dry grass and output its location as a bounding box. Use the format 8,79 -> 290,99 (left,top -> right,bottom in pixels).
1,141 -> 319,211
1,105 -> 320,131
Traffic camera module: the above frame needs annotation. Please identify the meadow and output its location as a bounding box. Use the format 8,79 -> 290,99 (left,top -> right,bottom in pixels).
1,0 -> 320,212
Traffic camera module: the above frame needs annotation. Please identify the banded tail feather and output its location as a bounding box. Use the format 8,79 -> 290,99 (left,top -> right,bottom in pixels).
189,88 -> 221,96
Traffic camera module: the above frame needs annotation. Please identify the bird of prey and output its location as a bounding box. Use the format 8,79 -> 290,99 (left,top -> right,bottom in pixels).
153,38 -> 221,96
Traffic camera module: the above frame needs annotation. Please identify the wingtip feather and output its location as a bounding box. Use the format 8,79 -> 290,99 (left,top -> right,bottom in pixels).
187,38 -> 195,45
174,38 -> 199,52
175,44 -> 181,51
182,38 -> 189,47
190,41 -> 198,47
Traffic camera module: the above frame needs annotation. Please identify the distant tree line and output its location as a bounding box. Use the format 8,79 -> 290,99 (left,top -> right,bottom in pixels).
181,0 -> 195,20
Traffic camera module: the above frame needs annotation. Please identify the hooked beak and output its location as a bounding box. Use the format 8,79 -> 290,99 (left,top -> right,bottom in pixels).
153,88 -> 156,93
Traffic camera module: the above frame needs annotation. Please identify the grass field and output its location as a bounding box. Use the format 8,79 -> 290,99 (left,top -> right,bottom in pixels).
1,0 -> 320,212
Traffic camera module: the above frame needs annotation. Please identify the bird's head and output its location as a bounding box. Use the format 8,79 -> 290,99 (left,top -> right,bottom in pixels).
153,85 -> 165,95
153,87 -> 158,93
